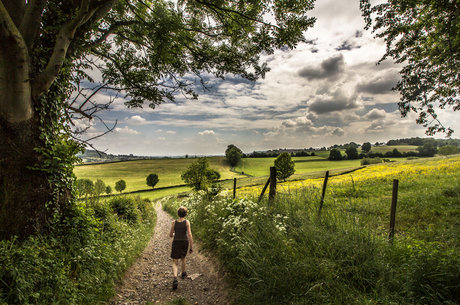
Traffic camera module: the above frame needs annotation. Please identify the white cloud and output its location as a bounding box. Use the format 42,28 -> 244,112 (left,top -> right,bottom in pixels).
365,108 -> 387,120
198,130 -> 216,136
125,115 -> 146,125
114,126 -> 140,135
166,130 -> 177,134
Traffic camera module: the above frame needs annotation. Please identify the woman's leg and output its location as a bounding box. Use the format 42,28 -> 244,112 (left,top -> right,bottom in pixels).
172,259 -> 179,278
181,257 -> 186,273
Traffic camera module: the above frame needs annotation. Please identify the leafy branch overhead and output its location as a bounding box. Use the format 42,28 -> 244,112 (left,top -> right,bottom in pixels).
0,0 -> 316,125
360,0 -> 460,137
0,0 -> 316,240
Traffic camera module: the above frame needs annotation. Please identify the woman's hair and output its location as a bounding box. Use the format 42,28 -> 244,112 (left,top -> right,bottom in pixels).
178,206 -> 188,218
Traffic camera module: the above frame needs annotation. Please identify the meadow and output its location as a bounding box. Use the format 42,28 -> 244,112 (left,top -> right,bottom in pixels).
74,146 -> 415,198
163,155 -> 460,304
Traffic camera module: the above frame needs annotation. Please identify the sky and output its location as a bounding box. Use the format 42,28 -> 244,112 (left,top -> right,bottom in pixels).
75,0 -> 459,157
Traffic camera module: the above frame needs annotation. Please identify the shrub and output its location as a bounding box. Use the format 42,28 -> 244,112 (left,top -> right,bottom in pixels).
0,196 -> 156,304
361,157 -> 382,165
109,197 -> 139,224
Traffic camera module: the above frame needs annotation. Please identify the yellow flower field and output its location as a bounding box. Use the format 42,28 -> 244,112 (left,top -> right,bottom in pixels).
237,156 -> 460,197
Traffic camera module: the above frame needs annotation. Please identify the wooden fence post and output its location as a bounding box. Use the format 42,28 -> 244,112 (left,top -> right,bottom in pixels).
269,166 -> 276,202
317,171 -> 329,218
258,177 -> 271,202
233,178 -> 237,199
388,179 -> 399,244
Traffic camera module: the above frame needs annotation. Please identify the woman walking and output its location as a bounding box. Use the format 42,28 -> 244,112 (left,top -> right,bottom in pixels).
169,206 -> 193,290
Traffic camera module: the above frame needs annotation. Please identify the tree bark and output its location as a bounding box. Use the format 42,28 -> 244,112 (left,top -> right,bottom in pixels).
0,116 -> 55,240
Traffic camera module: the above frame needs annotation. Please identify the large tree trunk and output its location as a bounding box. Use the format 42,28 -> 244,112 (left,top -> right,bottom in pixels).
0,116 -> 56,240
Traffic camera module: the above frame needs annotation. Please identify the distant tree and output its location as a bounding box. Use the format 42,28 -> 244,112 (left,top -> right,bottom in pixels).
362,142 -> 372,153
345,147 -> 359,160
274,152 -> 296,182
105,185 -> 112,195
225,145 -> 243,168
115,180 -> 127,193
417,143 -> 438,157
438,146 -> 459,156
94,179 -> 106,197
146,174 -> 160,189
181,158 -> 220,191
328,149 -> 342,161
76,179 -> 94,200
392,148 -> 403,158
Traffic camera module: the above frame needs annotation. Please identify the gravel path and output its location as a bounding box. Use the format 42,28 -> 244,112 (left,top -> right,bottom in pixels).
110,200 -> 231,305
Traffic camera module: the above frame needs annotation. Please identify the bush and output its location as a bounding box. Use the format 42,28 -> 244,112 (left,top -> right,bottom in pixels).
0,196 -> 156,304
109,197 -> 139,224
361,157 -> 382,165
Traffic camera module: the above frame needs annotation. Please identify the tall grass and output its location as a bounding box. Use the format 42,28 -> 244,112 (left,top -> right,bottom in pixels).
0,195 -> 157,304
164,156 -> 460,304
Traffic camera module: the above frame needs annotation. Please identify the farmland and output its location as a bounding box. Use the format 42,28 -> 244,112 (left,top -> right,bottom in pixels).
73,145 -> 418,198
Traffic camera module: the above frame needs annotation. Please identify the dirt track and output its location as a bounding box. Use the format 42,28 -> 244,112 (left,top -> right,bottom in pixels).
110,200 -> 230,305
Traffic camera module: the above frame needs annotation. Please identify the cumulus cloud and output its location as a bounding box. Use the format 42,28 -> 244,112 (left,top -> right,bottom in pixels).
297,54 -> 345,80
356,70 -> 400,95
166,130 -> 177,134
252,130 -> 259,134
125,115 -> 146,125
198,130 -> 216,136
309,89 -> 360,114
366,119 -> 386,132
115,126 -> 140,135
365,108 -> 387,120
328,127 -> 346,137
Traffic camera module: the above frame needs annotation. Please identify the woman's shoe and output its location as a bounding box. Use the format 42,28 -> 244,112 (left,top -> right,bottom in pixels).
181,271 -> 187,279
173,279 -> 178,290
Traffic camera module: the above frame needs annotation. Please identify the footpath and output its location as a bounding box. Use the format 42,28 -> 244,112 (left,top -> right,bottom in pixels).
110,201 -> 230,305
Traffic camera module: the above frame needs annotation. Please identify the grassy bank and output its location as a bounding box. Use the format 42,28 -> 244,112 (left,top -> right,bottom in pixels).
164,156 -> 460,304
0,195 -> 157,304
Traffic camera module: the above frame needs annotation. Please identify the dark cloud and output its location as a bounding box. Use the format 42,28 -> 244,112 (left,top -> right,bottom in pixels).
309,89 -> 360,114
355,30 -> 363,38
330,127 -> 346,137
335,41 -> 353,51
356,71 -> 400,94
297,54 -> 345,80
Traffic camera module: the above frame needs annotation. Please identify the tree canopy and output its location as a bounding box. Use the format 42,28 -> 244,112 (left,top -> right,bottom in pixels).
345,147 -> 359,160
225,144 -> 243,168
181,157 -> 219,191
115,180 -> 126,193
360,0 -> 460,137
0,0 -> 316,240
274,152 -> 295,182
362,142 -> 372,153
146,173 -> 160,189
328,149 -> 342,161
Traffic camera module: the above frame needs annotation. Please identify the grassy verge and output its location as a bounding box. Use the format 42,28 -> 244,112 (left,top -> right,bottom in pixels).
163,156 -> 460,304
0,195 -> 157,304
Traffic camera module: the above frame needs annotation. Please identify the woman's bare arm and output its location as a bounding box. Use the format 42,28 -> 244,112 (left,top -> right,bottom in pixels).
186,220 -> 193,250
169,221 -> 175,238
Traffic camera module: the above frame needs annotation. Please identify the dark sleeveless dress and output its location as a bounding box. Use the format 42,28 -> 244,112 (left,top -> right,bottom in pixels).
171,220 -> 189,259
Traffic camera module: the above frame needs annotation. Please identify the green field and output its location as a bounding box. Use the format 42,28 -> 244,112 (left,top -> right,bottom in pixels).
73,146 -> 421,198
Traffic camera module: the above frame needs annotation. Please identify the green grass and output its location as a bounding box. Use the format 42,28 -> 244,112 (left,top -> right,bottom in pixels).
0,195 -> 157,304
74,157 -> 240,193
74,147 -> 425,201
163,156 -> 460,304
